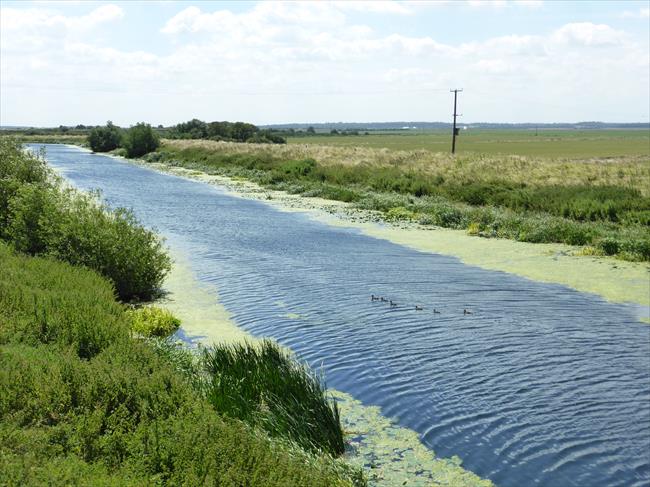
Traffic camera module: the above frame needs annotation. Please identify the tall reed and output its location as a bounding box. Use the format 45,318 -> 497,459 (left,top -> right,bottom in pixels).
201,340 -> 346,457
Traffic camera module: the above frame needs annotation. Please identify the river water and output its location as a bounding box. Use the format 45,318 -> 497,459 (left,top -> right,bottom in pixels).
35,144 -> 650,487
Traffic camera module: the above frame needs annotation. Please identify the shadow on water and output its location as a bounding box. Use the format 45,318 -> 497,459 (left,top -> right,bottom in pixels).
36,144 -> 650,487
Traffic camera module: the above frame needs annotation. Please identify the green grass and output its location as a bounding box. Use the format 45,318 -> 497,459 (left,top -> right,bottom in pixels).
288,129 -> 650,158
0,242 -> 364,486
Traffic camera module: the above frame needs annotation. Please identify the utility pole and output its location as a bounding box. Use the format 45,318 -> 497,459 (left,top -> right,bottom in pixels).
450,88 -> 463,154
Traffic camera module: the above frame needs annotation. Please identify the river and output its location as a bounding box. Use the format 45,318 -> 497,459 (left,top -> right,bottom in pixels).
34,144 -> 650,487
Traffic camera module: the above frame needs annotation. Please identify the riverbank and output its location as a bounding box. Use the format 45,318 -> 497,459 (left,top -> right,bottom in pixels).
148,139 -> 649,263
154,249 -> 494,487
130,157 -> 649,309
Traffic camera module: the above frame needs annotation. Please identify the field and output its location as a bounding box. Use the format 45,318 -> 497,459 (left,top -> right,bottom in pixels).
288,129 -> 650,158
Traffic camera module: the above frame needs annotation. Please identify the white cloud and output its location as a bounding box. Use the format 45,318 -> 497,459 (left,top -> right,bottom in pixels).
332,1 -> 414,15
620,7 -> 650,19
466,0 -> 507,7
552,22 -> 628,47
1,2 -> 647,125
513,0 -> 543,8
1,4 -> 123,32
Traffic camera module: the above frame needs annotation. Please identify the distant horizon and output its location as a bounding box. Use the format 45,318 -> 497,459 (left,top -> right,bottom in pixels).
2,121 -> 649,130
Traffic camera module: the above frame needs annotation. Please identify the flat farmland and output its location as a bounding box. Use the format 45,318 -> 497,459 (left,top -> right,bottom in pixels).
287,129 -> 650,158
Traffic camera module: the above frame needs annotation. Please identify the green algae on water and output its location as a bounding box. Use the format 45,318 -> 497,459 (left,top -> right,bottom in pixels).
155,251 -> 252,345
334,390 -> 494,487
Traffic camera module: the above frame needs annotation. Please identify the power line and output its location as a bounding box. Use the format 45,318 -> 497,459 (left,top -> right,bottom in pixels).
450,88 -> 462,154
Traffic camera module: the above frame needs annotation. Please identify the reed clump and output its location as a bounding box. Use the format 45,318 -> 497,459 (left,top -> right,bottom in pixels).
201,340 -> 345,457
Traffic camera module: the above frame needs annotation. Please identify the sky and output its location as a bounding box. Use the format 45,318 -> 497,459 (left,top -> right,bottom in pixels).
1,0 -> 649,126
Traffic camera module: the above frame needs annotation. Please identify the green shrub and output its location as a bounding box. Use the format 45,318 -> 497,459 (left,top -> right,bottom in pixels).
598,237 -> 620,256
123,122 -> 160,158
87,121 -> 122,153
128,306 -> 180,338
201,340 -> 345,457
0,243 -> 128,358
0,140 -> 171,301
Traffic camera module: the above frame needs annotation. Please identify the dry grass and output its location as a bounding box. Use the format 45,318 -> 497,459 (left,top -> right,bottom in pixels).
163,139 -> 650,195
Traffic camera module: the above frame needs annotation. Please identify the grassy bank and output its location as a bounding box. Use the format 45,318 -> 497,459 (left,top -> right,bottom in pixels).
2,133 -> 87,145
0,243 -> 363,486
146,139 -> 650,262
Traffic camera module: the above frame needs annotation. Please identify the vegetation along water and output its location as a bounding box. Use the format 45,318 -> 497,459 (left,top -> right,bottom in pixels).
144,131 -> 650,263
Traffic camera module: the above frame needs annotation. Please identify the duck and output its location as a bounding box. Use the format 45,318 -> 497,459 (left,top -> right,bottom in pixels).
415,305 -> 423,311
371,294 -> 380,301
380,297 -> 388,302
390,300 -> 398,307
433,308 -> 441,314
463,309 -> 473,315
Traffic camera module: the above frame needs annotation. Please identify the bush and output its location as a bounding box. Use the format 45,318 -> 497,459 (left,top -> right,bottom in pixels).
128,306 -> 180,338
0,140 -> 171,301
87,121 -> 122,153
0,242 -> 128,358
598,237 -> 620,256
123,122 -> 160,158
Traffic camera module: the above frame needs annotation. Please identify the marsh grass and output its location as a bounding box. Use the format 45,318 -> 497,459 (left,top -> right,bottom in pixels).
201,340 -> 345,457
153,140 -> 650,261
163,139 -> 649,193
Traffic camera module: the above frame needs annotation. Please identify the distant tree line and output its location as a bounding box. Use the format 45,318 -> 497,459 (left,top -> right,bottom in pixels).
273,126 -> 368,137
88,121 -> 160,158
166,119 -> 286,144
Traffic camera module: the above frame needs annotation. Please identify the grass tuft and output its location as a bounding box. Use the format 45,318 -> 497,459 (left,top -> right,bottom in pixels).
201,340 -> 345,457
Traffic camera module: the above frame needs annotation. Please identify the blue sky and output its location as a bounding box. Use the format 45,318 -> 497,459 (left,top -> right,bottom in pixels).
1,1 -> 649,126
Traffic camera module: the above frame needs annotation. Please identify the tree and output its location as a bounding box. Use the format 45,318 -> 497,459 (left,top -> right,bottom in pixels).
87,121 -> 122,152
306,126 -> 316,134
123,123 -> 159,158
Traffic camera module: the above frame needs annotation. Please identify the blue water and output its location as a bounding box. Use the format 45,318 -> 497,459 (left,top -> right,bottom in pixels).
35,144 -> 650,487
